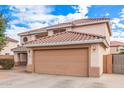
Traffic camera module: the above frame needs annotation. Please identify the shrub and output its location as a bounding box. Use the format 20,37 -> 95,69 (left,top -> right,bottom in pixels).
0,59 -> 14,70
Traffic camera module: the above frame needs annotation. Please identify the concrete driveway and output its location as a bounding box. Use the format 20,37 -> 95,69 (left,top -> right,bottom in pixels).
0,68 -> 124,88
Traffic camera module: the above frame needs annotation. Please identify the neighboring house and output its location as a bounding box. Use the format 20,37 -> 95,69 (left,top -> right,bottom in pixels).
110,41 -> 124,54
0,37 -> 18,55
12,18 -> 112,77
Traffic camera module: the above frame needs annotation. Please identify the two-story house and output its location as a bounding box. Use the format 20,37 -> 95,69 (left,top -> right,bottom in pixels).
12,18 -> 112,77
0,37 -> 18,55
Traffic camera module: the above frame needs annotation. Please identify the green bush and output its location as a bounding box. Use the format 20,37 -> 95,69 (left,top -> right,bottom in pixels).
0,59 -> 14,70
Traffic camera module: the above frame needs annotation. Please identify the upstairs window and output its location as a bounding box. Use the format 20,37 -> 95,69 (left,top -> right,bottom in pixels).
35,32 -> 48,39
54,28 -> 66,34
5,53 -> 9,55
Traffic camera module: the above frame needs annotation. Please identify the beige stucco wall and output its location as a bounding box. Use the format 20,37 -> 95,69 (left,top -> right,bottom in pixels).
66,27 -> 73,31
72,23 -> 110,54
90,44 -> 107,75
72,23 -> 110,43
48,30 -> 54,36
73,23 -> 109,36
27,48 -> 33,72
74,23 -> 110,43
27,49 -> 33,65
0,41 -> 18,55
20,35 -> 36,45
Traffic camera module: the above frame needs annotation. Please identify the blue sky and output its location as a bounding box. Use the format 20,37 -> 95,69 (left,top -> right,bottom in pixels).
0,5 -> 124,41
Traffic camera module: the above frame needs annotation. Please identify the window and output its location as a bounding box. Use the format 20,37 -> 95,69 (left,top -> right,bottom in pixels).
23,37 -> 28,42
54,28 -> 66,34
35,32 -> 48,39
5,53 -> 9,55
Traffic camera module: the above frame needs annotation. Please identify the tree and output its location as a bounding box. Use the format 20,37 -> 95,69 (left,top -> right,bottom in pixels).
0,13 -> 8,51
119,46 -> 124,54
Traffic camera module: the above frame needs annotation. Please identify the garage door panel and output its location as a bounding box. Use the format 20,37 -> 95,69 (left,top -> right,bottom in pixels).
34,48 -> 88,76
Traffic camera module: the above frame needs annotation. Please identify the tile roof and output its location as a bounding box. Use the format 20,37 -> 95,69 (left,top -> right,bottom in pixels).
25,31 -> 106,47
19,18 -> 110,36
12,46 -> 27,52
68,18 -> 110,25
110,41 -> 124,47
6,37 -> 18,42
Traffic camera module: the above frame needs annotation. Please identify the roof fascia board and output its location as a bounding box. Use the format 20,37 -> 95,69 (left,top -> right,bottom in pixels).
106,22 -> 112,36
18,30 -> 47,36
25,39 -> 108,48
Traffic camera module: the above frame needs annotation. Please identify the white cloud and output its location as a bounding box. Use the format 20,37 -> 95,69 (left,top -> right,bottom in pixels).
28,22 -> 49,29
9,5 -> 54,25
110,8 -> 124,41
72,5 -> 91,18
11,5 -> 90,24
105,13 -> 110,16
5,25 -> 30,40
10,5 -> 53,14
6,5 -> 91,40
111,8 -> 124,29
116,23 -> 124,28
111,18 -> 124,29
118,8 -> 124,20
111,18 -> 120,24
120,8 -> 124,19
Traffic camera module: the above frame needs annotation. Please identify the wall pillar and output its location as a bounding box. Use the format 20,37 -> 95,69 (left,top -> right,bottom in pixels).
27,49 -> 33,72
89,44 -> 105,77
14,52 -> 20,66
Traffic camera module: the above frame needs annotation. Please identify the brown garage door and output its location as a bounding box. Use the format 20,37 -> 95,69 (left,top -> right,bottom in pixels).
34,48 -> 88,76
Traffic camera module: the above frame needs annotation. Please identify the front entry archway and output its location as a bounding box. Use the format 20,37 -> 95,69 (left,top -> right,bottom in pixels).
14,52 -> 28,66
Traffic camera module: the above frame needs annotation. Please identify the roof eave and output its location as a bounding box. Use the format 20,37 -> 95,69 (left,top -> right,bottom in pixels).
110,45 -> 124,47
24,39 -> 109,48
18,30 -> 47,36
